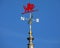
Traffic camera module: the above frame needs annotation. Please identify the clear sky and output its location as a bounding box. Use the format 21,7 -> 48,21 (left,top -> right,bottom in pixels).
0,0 -> 60,48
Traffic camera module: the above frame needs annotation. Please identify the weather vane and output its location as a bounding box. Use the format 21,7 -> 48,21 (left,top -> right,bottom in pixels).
20,1 -> 39,48
21,2 -> 39,23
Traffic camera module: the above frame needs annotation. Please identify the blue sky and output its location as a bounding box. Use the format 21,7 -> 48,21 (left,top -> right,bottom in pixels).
0,0 -> 60,48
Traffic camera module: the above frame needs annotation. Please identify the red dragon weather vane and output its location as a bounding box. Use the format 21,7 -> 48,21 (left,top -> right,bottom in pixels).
22,3 -> 36,14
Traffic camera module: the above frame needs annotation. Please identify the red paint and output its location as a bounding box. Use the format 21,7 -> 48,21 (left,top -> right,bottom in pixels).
22,3 -> 35,14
